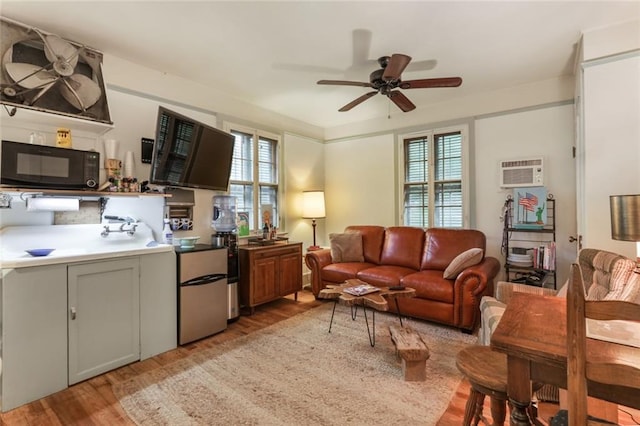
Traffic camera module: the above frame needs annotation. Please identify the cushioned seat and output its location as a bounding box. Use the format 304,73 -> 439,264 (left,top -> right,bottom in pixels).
479,247 -> 640,403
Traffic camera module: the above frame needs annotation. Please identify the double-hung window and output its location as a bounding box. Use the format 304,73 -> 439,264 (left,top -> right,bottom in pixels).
224,122 -> 280,231
401,125 -> 468,228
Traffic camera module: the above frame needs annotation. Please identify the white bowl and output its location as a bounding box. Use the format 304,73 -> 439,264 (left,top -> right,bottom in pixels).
178,236 -> 200,249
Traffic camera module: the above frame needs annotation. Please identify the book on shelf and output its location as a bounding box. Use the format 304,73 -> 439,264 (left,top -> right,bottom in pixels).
343,283 -> 381,296
530,241 -> 556,270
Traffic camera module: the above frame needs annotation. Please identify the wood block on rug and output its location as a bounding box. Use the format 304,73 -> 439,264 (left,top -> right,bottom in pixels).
389,324 -> 430,381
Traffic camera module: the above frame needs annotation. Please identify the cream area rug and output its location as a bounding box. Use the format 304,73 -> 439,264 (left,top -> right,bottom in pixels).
114,303 -> 477,425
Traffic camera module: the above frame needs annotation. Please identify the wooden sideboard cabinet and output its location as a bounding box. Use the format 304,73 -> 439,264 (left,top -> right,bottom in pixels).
238,242 -> 303,313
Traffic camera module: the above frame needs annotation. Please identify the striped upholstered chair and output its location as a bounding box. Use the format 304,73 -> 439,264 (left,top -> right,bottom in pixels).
478,248 -> 640,403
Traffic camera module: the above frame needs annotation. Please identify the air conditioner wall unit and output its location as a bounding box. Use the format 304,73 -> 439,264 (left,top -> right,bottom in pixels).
499,157 -> 544,188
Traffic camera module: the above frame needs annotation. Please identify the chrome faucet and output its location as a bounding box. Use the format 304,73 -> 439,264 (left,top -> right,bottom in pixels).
101,216 -> 138,237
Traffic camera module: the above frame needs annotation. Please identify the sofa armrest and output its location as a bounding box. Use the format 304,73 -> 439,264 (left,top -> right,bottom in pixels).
453,256 -> 501,330
495,281 -> 558,304
479,296 -> 506,345
304,248 -> 332,296
456,256 -> 501,296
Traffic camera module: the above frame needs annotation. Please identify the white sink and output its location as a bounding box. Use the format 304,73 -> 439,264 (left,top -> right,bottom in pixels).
0,223 -> 173,268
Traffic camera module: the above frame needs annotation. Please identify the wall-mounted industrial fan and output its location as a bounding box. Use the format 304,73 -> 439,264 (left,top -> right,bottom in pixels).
0,18 -> 111,124
318,53 -> 462,112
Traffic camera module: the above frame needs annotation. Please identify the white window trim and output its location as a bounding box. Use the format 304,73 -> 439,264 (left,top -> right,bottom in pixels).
396,123 -> 470,228
223,121 -> 281,231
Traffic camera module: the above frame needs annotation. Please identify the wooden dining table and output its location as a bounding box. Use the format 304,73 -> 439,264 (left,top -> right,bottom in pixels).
490,292 -> 640,425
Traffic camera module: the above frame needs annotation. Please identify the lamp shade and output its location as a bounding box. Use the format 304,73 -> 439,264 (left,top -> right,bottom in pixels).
302,190 -> 326,219
610,194 -> 640,241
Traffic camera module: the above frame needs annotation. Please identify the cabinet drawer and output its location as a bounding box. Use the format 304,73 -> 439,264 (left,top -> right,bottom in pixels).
252,246 -> 300,259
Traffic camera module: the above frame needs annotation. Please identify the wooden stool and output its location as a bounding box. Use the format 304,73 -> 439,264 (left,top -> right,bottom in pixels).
389,325 -> 430,381
456,345 -> 542,426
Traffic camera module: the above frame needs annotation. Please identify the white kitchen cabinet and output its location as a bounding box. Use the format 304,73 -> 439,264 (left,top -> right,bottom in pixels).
1,265 -> 68,412
68,258 -> 140,385
140,251 -> 177,359
1,251 -> 176,411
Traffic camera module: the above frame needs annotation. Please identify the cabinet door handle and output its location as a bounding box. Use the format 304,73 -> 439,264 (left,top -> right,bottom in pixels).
70,307 -> 77,320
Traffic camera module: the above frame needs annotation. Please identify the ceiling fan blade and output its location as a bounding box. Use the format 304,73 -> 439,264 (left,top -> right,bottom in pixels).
405,59 -> 438,73
387,91 -> 416,112
4,62 -> 57,89
383,53 -> 412,81
338,91 -> 377,112
317,79 -> 373,88
60,74 -> 102,110
400,77 -> 463,89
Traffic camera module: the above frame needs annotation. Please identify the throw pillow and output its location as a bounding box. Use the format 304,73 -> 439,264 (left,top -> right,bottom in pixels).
329,232 -> 364,263
443,247 -> 484,279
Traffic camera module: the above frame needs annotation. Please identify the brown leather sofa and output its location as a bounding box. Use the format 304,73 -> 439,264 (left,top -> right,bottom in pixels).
305,226 -> 501,331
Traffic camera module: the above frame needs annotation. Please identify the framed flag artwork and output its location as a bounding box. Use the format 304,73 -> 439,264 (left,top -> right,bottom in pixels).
513,187 -> 547,228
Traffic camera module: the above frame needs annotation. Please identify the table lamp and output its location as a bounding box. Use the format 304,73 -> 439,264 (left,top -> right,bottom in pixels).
610,194 -> 640,273
302,190 -> 326,251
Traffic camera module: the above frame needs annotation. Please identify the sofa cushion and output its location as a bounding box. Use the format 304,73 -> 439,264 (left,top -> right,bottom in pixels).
581,249 -> 639,302
579,248 -> 629,294
379,226 -> 425,270
329,232 -> 364,263
421,228 -> 486,271
356,265 -> 416,287
401,270 -> 454,303
321,262 -> 376,284
443,247 -> 484,279
345,226 -> 385,264
602,261 -> 640,303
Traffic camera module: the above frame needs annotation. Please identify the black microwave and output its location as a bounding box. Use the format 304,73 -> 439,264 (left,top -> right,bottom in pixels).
1,140 -> 100,190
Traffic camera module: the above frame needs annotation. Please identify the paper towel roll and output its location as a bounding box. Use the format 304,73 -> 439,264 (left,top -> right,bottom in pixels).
123,151 -> 135,178
26,197 -> 79,212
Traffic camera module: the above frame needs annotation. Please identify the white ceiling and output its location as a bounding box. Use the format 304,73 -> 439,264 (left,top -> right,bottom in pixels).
1,1 -> 639,130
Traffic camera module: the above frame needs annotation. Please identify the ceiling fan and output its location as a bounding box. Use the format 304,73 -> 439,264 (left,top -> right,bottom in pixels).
1,26 -> 103,114
317,53 -> 462,112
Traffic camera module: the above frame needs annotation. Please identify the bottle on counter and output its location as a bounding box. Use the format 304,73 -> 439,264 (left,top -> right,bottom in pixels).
162,219 -> 173,245
262,223 -> 269,240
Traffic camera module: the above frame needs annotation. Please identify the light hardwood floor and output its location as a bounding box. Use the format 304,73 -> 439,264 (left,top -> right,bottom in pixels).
1,290 -> 638,425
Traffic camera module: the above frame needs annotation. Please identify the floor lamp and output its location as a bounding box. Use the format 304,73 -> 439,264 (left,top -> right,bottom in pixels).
302,190 -> 326,251
610,194 -> 640,273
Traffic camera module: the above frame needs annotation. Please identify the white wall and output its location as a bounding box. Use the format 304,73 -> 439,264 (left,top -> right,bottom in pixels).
283,132 -> 325,249
581,53 -> 640,257
324,133 -> 397,236
577,20 -> 640,259
475,104 -> 577,285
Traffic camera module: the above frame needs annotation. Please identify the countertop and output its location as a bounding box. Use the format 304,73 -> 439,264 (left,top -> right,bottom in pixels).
1,223 -> 173,269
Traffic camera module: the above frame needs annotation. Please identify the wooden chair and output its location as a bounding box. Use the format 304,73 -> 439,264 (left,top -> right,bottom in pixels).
456,345 -> 544,426
559,263 -> 640,425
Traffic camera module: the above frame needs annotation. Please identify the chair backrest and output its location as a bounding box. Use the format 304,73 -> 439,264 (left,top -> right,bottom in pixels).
566,263 -> 640,425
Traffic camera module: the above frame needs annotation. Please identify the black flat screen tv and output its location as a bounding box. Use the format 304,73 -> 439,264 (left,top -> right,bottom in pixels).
149,106 -> 235,191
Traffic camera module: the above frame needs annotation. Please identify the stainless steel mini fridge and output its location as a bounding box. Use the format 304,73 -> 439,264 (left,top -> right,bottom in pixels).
177,246 -> 228,345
